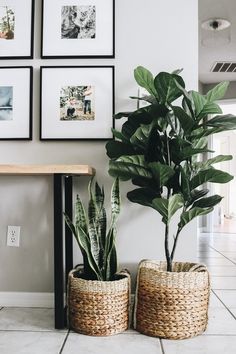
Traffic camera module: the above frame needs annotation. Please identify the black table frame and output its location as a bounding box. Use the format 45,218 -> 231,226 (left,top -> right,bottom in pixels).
54,174 -> 73,329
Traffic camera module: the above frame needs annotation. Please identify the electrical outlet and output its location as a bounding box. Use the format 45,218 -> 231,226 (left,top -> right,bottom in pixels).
7,226 -> 21,247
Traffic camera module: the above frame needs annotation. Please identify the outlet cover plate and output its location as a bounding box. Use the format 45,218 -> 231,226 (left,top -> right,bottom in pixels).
7,226 -> 21,247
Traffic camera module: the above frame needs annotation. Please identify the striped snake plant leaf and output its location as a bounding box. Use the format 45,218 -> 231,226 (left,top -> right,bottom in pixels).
105,243 -> 117,281
64,213 -> 101,280
88,177 -> 97,222
77,225 -> 103,280
88,219 -> 100,267
111,178 -> 121,227
75,194 -> 87,234
104,228 -> 117,280
95,182 -> 105,213
97,205 -> 107,254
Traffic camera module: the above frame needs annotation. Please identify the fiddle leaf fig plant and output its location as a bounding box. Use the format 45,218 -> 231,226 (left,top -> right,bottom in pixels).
64,178 -> 120,281
106,66 -> 236,272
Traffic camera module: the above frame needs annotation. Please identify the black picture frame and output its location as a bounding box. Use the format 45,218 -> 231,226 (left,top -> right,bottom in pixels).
40,66 -> 114,141
0,0 -> 35,60
0,66 -> 33,140
41,0 -> 115,59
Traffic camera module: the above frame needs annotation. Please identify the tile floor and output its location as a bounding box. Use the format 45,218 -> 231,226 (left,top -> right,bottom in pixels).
1,232 -> 236,353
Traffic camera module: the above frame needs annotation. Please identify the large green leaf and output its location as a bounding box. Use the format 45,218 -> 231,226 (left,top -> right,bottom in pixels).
191,91 -> 222,119
130,122 -> 154,150
111,128 -> 130,143
154,72 -> 185,104
172,106 -> 195,134
148,162 -> 175,187
108,155 -> 152,181
127,187 -> 160,207
191,169 -> 234,189
196,155 -> 233,170
106,140 -> 136,159
114,112 -> 131,119
206,81 -> 229,102
152,194 -> 184,224
206,114 -> 236,130
187,188 -> 209,207
134,66 -> 157,97
179,207 -> 213,230
192,194 -> 223,209
180,166 -> 191,200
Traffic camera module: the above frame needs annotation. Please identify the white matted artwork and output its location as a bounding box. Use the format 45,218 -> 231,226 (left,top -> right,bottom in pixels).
0,67 -> 32,140
40,66 -> 114,140
0,0 -> 34,59
41,0 -> 114,58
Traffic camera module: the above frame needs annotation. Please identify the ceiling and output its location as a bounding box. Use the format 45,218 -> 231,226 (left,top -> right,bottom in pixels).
199,0 -> 236,83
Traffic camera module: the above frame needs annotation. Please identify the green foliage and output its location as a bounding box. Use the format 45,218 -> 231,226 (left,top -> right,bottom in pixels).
64,178 -> 121,281
106,66 -> 235,271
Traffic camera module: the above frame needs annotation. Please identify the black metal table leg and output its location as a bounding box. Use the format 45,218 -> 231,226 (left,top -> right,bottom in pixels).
53,173 -> 64,329
65,176 -> 73,283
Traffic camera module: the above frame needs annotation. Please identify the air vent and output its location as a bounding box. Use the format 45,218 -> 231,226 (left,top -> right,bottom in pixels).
211,62 -> 236,73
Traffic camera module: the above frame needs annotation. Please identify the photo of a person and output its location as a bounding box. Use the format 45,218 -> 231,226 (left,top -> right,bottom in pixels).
66,97 -> 77,117
0,86 -> 13,120
83,86 -> 92,115
60,85 -> 95,121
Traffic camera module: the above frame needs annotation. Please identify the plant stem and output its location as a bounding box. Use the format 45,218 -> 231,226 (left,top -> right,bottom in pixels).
170,227 -> 181,261
165,222 -> 172,272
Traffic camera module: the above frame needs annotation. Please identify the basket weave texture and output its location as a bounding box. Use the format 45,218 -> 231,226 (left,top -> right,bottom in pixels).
68,269 -> 130,336
134,260 -> 210,340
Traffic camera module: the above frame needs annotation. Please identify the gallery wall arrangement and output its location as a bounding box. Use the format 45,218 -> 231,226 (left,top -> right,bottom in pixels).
0,0 -> 115,141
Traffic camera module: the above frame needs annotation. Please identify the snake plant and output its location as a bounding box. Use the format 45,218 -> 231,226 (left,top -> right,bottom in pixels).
64,178 -> 120,281
106,66 -> 236,272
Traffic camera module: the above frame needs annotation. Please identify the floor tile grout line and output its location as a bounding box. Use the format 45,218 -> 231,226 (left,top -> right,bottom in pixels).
0,329 -> 67,333
212,289 -> 236,321
59,329 -> 70,354
160,339 -> 166,354
208,246 -> 236,265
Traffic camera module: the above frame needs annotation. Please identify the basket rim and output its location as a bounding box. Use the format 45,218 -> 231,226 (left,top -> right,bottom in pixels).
138,259 -> 208,274
69,268 -> 130,285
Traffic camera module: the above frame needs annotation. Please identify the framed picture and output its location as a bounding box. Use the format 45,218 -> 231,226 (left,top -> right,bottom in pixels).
40,66 -> 114,140
0,67 -> 33,140
41,0 -> 115,58
0,0 -> 34,59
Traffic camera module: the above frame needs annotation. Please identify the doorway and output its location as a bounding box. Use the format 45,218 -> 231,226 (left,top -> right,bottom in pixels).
205,100 -> 236,234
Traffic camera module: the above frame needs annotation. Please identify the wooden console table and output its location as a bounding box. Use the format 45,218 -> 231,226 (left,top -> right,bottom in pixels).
0,164 -> 95,329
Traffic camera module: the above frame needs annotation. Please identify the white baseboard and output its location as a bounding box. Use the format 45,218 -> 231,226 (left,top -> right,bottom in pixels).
0,292 -> 54,308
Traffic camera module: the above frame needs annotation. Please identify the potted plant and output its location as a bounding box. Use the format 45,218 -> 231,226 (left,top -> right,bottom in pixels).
106,66 -> 236,339
65,177 -> 130,336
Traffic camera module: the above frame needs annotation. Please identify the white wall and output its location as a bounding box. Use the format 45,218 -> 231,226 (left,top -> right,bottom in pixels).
0,0 -> 198,297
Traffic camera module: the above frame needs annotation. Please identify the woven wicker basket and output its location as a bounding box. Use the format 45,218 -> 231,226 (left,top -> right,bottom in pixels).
134,260 -> 210,340
68,268 -> 131,336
